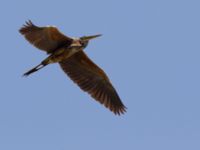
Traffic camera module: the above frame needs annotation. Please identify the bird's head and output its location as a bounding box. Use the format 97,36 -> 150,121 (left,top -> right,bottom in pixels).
79,34 -> 102,48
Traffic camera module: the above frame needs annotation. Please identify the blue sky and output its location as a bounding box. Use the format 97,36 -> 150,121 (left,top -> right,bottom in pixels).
0,0 -> 200,149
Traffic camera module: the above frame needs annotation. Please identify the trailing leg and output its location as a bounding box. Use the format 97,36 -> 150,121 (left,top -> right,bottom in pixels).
23,62 -> 47,76
23,54 -> 56,76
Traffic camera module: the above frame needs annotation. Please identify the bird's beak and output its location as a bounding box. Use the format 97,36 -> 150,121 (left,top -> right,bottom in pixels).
81,34 -> 102,41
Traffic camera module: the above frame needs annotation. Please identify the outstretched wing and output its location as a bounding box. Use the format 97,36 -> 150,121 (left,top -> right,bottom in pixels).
19,20 -> 73,54
59,51 -> 126,115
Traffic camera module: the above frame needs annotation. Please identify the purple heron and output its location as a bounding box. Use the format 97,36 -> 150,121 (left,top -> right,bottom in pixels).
19,20 -> 126,115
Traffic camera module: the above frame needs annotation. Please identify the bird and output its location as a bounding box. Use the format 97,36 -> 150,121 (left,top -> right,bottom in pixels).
19,20 -> 126,115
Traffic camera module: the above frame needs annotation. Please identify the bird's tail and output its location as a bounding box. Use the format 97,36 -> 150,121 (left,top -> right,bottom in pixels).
23,63 -> 47,76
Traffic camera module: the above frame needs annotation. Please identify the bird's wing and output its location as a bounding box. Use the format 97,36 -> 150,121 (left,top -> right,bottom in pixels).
59,51 -> 126,115
19,20 -> 73,54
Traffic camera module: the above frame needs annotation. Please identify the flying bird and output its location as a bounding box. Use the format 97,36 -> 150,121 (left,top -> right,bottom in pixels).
19,20 -> 126,115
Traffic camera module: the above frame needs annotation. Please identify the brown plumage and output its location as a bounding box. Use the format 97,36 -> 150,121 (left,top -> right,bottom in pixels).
19,20 -> 73,54
19,20 -> 126,115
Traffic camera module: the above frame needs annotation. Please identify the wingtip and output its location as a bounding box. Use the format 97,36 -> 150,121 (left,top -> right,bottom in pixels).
19,20 -> 36,35
114,106 -> 127,116
106,102 -> 127,116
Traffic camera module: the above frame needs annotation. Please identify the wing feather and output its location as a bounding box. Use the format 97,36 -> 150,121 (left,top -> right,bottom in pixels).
59,51 -> 126,115
19,20 -> 73,53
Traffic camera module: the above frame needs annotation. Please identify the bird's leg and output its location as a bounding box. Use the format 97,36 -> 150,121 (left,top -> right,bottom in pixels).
23,54 -> 55,77
23,50 -> 65,77
23,62 -> 47,77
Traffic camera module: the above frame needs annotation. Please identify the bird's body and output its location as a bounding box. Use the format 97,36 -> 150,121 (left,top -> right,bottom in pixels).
44,44 -> 82,64
19,20 -> 126,115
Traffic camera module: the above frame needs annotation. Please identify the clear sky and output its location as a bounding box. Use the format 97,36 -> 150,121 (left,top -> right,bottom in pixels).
0,0 -> 200,150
